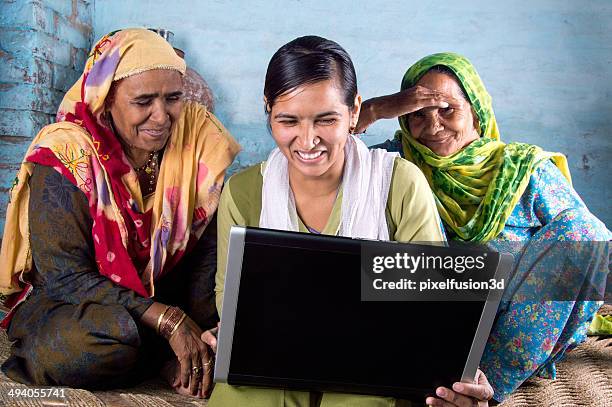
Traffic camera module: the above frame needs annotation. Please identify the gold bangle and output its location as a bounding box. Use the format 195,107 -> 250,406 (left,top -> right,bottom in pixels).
156,305 -> 171,334
160,307 -> 178,337
169,313 -> 187,338
160,307 -> 185,340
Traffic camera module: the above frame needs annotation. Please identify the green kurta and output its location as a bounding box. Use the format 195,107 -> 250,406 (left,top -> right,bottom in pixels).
215,157 -> 446,312
210,157 -> 445,407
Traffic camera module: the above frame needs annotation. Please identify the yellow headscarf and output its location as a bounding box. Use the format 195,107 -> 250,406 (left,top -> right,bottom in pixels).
57,28 -> 186,123
0,29 -> 239,324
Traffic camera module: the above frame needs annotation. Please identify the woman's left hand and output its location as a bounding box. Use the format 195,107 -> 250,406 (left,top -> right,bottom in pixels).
426,369 -> 494,407
201,322 -> 220,353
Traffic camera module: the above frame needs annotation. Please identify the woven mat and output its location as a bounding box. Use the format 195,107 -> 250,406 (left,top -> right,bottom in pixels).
0,329 -> 208,407
0,306 -> 610,407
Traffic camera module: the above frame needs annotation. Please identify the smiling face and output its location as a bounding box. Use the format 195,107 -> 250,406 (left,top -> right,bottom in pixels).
269,79 -> 361,180
107,69 -> 184,155
407,71 -> 479,156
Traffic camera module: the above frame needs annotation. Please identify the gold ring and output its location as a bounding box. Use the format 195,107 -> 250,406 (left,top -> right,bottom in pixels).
192,366 -> 203,376
203,359 -> 213,367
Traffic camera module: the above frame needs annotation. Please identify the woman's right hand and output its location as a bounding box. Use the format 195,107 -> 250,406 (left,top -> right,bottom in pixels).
355,86 -> 459,134
167,315 -> 214,398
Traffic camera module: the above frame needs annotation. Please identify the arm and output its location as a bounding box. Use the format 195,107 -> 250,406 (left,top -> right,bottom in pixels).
28,164 -> 154,319
530,160 -> 589,224
355,86 -> 459,134
521,160 -> 610,241
387,157 -> 446,243
203,168 -> 259,354
183,214 -> 219,330
214,178 -> 249,315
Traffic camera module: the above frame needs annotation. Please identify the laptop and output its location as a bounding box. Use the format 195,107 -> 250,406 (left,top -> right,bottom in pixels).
214,226 -> 511,401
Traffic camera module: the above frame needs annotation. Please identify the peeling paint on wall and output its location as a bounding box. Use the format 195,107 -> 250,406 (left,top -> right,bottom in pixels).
0,0 -> 93,233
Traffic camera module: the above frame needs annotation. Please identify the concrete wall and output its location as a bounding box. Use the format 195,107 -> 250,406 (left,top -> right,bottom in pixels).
0,0 -> 92,232
1,0 -> 610,229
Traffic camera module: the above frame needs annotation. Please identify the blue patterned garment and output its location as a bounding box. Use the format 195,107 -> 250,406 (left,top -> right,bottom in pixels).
372,139 -> 610,400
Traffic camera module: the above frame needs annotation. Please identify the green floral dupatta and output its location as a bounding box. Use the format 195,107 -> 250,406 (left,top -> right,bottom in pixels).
396,53 -> 571,242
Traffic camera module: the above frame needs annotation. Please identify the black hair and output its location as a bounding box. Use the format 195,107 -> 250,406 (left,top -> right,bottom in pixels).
263,35 -> 357,113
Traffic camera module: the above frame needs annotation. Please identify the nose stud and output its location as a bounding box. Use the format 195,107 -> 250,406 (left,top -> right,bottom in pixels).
313,136 -> 321,145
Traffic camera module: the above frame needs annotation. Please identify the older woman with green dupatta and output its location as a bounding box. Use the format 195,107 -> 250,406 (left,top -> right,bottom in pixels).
358,52 -> 610,404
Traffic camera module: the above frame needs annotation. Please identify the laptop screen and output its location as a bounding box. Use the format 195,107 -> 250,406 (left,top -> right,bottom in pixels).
216,227 -> 505,400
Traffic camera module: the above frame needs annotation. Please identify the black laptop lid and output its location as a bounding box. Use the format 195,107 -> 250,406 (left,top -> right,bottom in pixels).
215,227 -> 506,400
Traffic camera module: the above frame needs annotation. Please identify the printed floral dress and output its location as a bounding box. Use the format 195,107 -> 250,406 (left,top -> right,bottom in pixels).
376,138 -> 610,400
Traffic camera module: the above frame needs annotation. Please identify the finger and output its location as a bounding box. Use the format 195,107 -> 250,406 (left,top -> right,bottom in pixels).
196,378 -> 203,399
437,386 -> 473,407
453,382 -> 494,401
414,93 -> 465,110
190,349 -> 202,395
476,368 -> 492,388
196,341 -> 210,398
355,110 -> 375,134
413,98 -> 450,111
201,347 -> 213,397
414,86 -> 463,102
179,354 -> 191,389
413,85 -> 439,94
354,122 -> 369,134
424,396 -> 455,407
202,359 -> 214,398
414,88 -> 444,98
201,330 -> 218,353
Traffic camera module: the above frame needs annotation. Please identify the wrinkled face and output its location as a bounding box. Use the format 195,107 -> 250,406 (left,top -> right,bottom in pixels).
407,71 -> 479,156
107,69 -> 184,153
269,79 -> 360,179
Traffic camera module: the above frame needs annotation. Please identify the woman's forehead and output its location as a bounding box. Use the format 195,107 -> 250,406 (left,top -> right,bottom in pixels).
272,80 -> 348,115
417,71 -> 464,98
115,69 -> 183,96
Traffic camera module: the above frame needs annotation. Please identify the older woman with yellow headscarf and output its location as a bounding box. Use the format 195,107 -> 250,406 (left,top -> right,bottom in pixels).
0,29 -> 240,397
358,53 -> 610,404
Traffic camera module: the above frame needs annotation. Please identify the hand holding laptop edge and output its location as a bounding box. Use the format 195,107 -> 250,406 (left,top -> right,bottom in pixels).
427,368 -> 494,406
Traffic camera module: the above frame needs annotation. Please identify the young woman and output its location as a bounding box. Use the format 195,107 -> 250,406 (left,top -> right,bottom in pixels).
204,37 -> 494,407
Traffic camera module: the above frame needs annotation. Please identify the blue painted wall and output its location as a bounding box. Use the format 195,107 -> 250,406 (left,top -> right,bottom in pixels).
91,0 -> 612,226
0,0 -> 92,232
1,0 -> 610,231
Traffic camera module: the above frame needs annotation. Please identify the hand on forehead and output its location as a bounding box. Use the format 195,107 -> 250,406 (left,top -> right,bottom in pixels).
416,71 -> 470,108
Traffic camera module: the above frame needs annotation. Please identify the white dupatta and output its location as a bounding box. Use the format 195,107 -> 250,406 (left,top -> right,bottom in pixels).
259,134 -> 398,240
